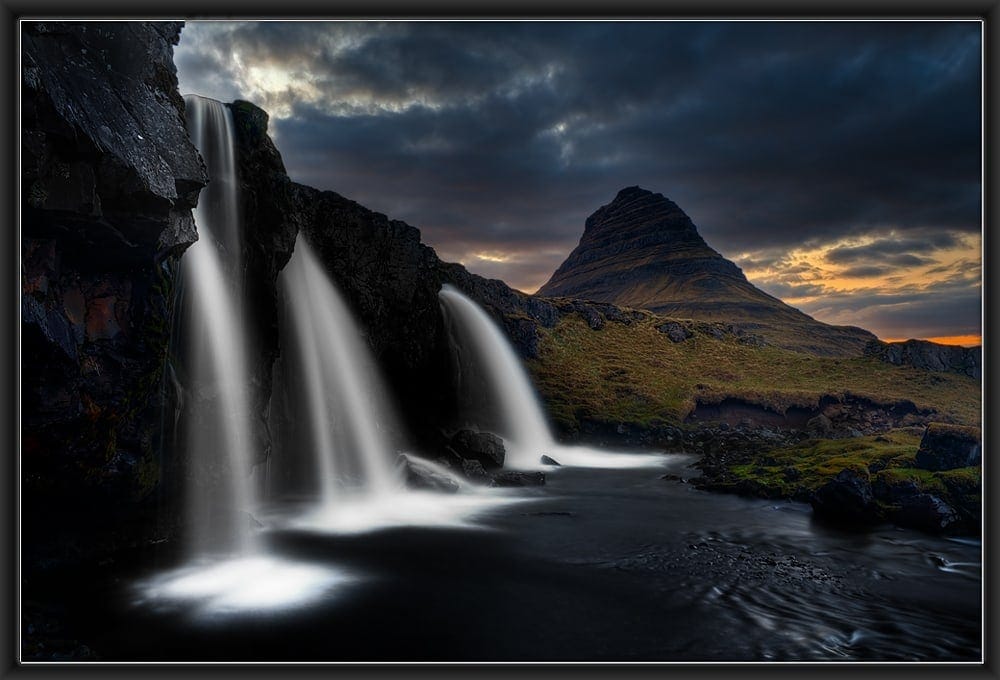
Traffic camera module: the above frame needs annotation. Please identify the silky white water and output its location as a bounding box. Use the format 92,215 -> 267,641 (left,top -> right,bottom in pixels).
181,95 -> 257,555
280,236 -> 400,508
439,284 -> 665,470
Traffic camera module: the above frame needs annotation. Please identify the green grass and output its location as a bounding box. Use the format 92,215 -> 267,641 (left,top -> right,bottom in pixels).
528,314 -> 981,432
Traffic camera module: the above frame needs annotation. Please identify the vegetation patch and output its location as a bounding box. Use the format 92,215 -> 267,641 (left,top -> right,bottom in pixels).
529,315 -> 980,432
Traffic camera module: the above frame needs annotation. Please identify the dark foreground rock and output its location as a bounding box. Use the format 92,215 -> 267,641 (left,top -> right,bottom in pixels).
893,494 -> 959,533
22,21 -> 206,569
446,430 -> 506,469
915,423 -> 981,471
810,470 -> 879,526
397,454 -> 461,493
490,471 -> 546,487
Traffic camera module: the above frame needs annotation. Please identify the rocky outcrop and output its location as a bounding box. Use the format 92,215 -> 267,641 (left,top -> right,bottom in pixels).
865,339 -> 981,379
810,469 -> 879,526
442,430 -> 506,470
537,186 -> 876,357
227,100 -> 301,467
914,423 -> 981,471
21,21 -> 207,566
686,393 -> 931,437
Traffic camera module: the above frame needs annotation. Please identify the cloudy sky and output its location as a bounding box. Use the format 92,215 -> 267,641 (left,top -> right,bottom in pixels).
175,20 -> 982,345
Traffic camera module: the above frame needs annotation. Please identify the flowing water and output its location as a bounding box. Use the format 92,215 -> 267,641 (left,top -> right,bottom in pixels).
178,95 -> 256,556
439,284 -> 669,470
279,236 -> 399,506
45,458 -> 979,661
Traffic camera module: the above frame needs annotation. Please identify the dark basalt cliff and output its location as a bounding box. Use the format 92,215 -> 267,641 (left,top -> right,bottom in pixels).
865,338 -> 981,379
226,101 -> 648,448
537,186 -> 876,357
21,22 -> 207,564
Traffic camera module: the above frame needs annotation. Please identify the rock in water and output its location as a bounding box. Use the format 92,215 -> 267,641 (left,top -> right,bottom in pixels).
397,454 -> 461,493
894,494 -> 959,533
914,423 -> 981,471
445,429 -> 506,469
461,459 -> 489,482
536,186 -> 875,357
540,455 -> 561,466
810,469 -> 879,525
490,471 -> 546,487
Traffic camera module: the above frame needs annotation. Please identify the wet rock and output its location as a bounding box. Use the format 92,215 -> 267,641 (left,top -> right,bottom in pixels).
442,430 -> 506,470
461,459 -> 489,482
893,494 -> 959,533
397,454 -> 461,493
21,21 -> 206,570
540,454 -> 561,466
490,471 -> 546,487
810,469 -> 879,525
914,423 -> 981,471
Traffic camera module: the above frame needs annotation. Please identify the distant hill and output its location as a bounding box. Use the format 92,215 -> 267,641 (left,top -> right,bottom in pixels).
537,186 -> 876,356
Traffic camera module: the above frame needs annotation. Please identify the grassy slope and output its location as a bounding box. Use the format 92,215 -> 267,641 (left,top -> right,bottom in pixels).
528,314 -> 981,432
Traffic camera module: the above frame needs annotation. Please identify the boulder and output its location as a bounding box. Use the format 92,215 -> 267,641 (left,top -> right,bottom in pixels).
656,321 -> 692,343
397,454 -> 461,493
914,423 -> 981,471
810,469 -> 879,525
446,429 -> 506,469
540,455 -> 561,466
461,459 -> 489,482
490,471 -> 546,487
893,494 -> 959,533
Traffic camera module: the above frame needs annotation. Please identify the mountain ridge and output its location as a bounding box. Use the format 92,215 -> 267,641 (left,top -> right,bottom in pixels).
537,186 -> 876,356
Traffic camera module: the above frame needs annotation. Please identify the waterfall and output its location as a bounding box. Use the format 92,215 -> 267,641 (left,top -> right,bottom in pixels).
438,285 -> 555,468
179,95 -> 256,555
439,284 -> 666,470
278,235 -> 399,509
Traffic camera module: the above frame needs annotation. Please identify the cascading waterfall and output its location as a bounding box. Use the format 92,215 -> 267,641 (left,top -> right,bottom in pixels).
439,285 -> 555,468
439,284 -> 666,470
179,95 -> 256,555
279,235 -> 399,508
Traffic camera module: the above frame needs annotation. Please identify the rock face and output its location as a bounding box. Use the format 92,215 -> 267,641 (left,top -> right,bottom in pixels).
21,21 -> 207,565
227,100 -> 301,467
894,494 -> 959,533
914,423 -> 982,471
444,430 -> 506,470
537,186 -> 876,357
810,469 -> 879,525
865,339 -> 981,379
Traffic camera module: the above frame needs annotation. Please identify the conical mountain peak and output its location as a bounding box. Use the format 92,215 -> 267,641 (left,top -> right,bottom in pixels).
537,187 -> 876,356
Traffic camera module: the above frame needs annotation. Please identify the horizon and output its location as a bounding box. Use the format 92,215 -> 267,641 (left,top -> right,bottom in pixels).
174,20 -> 982,346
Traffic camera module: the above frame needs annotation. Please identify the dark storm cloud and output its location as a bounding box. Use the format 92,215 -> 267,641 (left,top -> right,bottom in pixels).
824,233 -> 962,266
175,20 -> 981,339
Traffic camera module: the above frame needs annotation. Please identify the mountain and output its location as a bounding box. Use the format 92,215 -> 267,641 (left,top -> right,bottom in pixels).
537,186 -> 876,356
